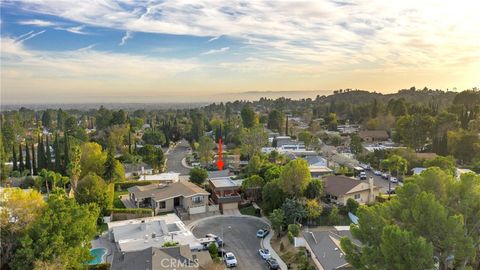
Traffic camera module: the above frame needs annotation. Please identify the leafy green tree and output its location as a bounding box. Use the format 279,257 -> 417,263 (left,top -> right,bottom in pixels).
0,188 -> 45,269
197,136 -> 215,165
305,199 -> 322,225
63,134 -> 70,173
45,135 -> 52,170
262,181 -> 285,214
395,114 -> 434,151
31,142 -> 37,175
240,127 -> 267,159
350,134 -> 363,155
137,144 -> 164,171
279,159 -> 311,197
447,130 -> 480,164
246,154 -> 263,176
11,190 -> 99,270
37,135 -> 46,170
423,156 -> 456,176
241,106 -> 257,128
80,142 -> 107,178
267,109 -> 283,132
190,112 -> 205,142
288,223 -> 301,237
189,167 -> 208,185
341,168 -> 478,269
304,179 -> 323,199
142,129 -> 166,146
242,175 -> 265,200
41,110 -> 52,129
282,198 -> 306,224
298,131 -> 314,148
264,165 -> 282,182
54,133 -> 61,172
269,208 -> 285,237
76,173 -> 113,215
208,242 -> 219,260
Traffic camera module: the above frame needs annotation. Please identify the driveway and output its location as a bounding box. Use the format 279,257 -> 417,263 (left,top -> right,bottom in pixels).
191,216 -> 270,270
165,140 -> 191,175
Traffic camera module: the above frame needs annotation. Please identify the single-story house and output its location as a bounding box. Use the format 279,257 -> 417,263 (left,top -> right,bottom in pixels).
300,226 -> 358,270
138,172 -> 180,183
208,177 -> 242,213
323,175 -> 379,205
111,245 -> 213,270
107,214 -> 202,252
304,155 -> 328,167
358,130 -> 389,143
128,182 -> 211,216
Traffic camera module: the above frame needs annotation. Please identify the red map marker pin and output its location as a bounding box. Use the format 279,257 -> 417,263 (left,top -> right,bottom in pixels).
216,138 -> 224,170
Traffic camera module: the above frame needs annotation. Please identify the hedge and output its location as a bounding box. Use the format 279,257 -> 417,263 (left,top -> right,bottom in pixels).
115,180 -> 153,191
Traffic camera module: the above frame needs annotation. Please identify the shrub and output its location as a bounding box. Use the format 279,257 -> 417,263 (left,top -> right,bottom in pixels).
162,241 -> 178,247
208,242 -> 219,259
287,223 -> 300,237
189,167 -> 208,185
288,231 -> 294,244
20,176 -> 35,189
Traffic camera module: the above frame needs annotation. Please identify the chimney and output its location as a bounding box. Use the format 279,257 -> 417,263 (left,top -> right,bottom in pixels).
368,177 -> 374,203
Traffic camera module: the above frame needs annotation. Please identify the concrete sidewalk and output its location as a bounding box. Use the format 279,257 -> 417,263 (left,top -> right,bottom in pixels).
262,232 -> 288,270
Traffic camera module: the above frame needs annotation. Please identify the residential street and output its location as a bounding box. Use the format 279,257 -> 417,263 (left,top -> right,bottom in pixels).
165,140 -> 191,175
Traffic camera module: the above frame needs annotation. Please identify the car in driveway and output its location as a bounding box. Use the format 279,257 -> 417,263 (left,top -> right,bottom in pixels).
266,258 -> 280,270
258,249 -> 271,260
382,172 -> 389,179
359,171 -> 367,180
256,228 -> 270,238
206,233 -> 224,247
389,176 -> 398,183
224,252 -> 238,267
373,170 -> 382,176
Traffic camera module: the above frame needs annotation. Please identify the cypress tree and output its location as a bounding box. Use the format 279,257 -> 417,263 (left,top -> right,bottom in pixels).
128,131 -> 132,154
18,143 -> 24,172
54,133 -> 61,172
104,146 -> 116,183
32,142 -> 37,175
63,134 -> 70,174
12,145 -> 18,171
285,115 -> 289,136
37,134 -> 45,170
45,135 -> 52,170
25,143 -> 31,174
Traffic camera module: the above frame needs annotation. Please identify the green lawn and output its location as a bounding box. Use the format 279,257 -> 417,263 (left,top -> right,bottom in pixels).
113,191 -> 128,209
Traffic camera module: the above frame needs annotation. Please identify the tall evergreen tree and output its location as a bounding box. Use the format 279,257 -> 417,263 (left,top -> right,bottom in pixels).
25,143 -> 31,174
285,115 -> 289,136
54,133 -> 61,172
18,144 -> 24,172
37,134 -> 45,170
45,135 -> 52,170
63,134 -> 70,174
31,142 -> 37,175
12,145 -> 18,171
103,146 -> 116,183
128,131 -> 132,154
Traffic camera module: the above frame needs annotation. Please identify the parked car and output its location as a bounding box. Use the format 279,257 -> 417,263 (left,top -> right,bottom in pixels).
257,228 -> 270,238
382,172 -> 389,179
206,233 -> 224,247
259,249 -> 271,260
373,170 -> 382,176
389,176 -> 398,183
224,252 -> 237,267
359,171 -> 367,180
266,258 -> 280,270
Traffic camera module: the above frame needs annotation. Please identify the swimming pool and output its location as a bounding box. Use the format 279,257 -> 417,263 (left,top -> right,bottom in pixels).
89,248 -> 107,265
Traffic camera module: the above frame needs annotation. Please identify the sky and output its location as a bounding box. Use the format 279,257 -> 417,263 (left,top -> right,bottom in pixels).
1,0 -> 479,104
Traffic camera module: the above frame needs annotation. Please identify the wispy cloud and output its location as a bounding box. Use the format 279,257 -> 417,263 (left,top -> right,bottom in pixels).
201,47 -> 229,55
16,30 -> 46,43
208,36 -> 221,42
55,25 -> 88,35
18,19 -> 57,27
119,31 -> 133,46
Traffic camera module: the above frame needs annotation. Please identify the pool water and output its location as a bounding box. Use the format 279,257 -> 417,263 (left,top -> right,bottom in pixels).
89,248 -> 107,265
